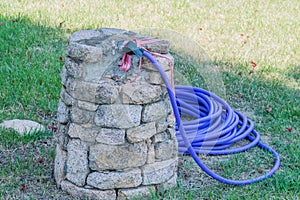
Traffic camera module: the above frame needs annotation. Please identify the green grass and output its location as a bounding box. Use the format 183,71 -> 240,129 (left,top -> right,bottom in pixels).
0,0 -> 299,199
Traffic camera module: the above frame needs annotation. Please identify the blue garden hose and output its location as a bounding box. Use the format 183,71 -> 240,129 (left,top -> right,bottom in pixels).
143,50 -> 280,185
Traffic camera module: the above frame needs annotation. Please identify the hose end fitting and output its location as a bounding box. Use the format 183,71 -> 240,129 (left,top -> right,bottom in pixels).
121,41 -> 144,58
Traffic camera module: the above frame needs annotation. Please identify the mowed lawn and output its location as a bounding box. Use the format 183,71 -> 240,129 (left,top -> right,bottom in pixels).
0,0 -> 299,199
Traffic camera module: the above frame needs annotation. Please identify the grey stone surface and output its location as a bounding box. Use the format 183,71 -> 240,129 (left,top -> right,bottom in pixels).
167,114 -> 176,128
152,131 -> 170,143
61,180 -> 116,200
64,57 -> 83,78
87,169 -> 142,190
84,55 -> 119,83
166,128 -> 177,139
60,87 -> 74,106
148,70 -> 172,85
121,82 -> 162,104
95,104 -> 142,129
68,124 -> 125,145
155,119 -> 168,133
142,101 -> 168,122
146,139 -> 155,164
96,128 -> 125,145
55,124 -> 69,150
66,139 -> 89,186
117,186 -> 154,200
142,40 -> 170,54
77,100 -> 98,112
66,80 -> 99,103
95,79 -> 119,104
99,27 -> 129,36
67,42 -> 102,63
89,142 -> 147,170
142,53 -> 173,71
142,159 -> 177,185
61,65 -> 68,86
126,122 -> 156,143
70,107 -> 94,124
154,140 -> 178,161
0,119 -> 45,136
57,100 -> 69,124
68,123 -> 97,143
69,30 -> 103,43
54,144 -> 67,188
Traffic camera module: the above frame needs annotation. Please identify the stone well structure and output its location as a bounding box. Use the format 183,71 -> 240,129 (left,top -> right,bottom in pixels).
54,28 -> 178,200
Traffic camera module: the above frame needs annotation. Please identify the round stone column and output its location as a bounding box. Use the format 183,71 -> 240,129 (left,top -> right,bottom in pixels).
54,28 -> 178,200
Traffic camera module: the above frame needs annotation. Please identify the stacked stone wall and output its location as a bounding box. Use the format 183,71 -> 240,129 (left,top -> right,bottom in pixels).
54,28 -> 177,200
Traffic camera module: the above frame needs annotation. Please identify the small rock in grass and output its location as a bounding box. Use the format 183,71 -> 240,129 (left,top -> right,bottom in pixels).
0,119 -> 45,136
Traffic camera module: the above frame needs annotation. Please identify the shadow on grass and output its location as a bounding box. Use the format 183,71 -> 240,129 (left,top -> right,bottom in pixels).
0,15 -> 67,122
0,15 -> 299,199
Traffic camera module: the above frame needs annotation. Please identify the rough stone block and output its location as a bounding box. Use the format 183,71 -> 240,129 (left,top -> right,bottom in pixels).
148,70 -> 172,85
95,104 -> 142,129
152,131 -> 170,143
95,79 -> 119,104
66,80 -> 98,103
54,144 -> 67,188
164,96 -> 173,114
142,53 -> 173,72
61,180 -> 116,200
55,124 -> 69,151
142,40 -> 170,54
77,100 -> 98,112
57,100 -> 69,124
64,57 -> 84,78
142,159 -> 177,185
67,42 -> 103,63
69,30 -> 103,42
121,82 -> 162,104
117,186 -> 155,200
126,122 -> 156,143
87,168 -> 142,190
166,128 -> 177,139
154,140 -> 178,161
68,123 -> 97,143
66,139 -> 89,186
89,142 -> 147,170
68,123 -> 125,145
142,101 -> 168,122
146,139 -> 155,164
61,66 -> 68,86
84,54 -> 120,82
96,128 -> 125,145
155,119 -> 168,133
71,107 -> 94,124
60,87 -> 74,106
167,114 -> 176,128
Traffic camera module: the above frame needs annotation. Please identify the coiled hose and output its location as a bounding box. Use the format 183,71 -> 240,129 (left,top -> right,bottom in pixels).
143,51 -> 280,185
